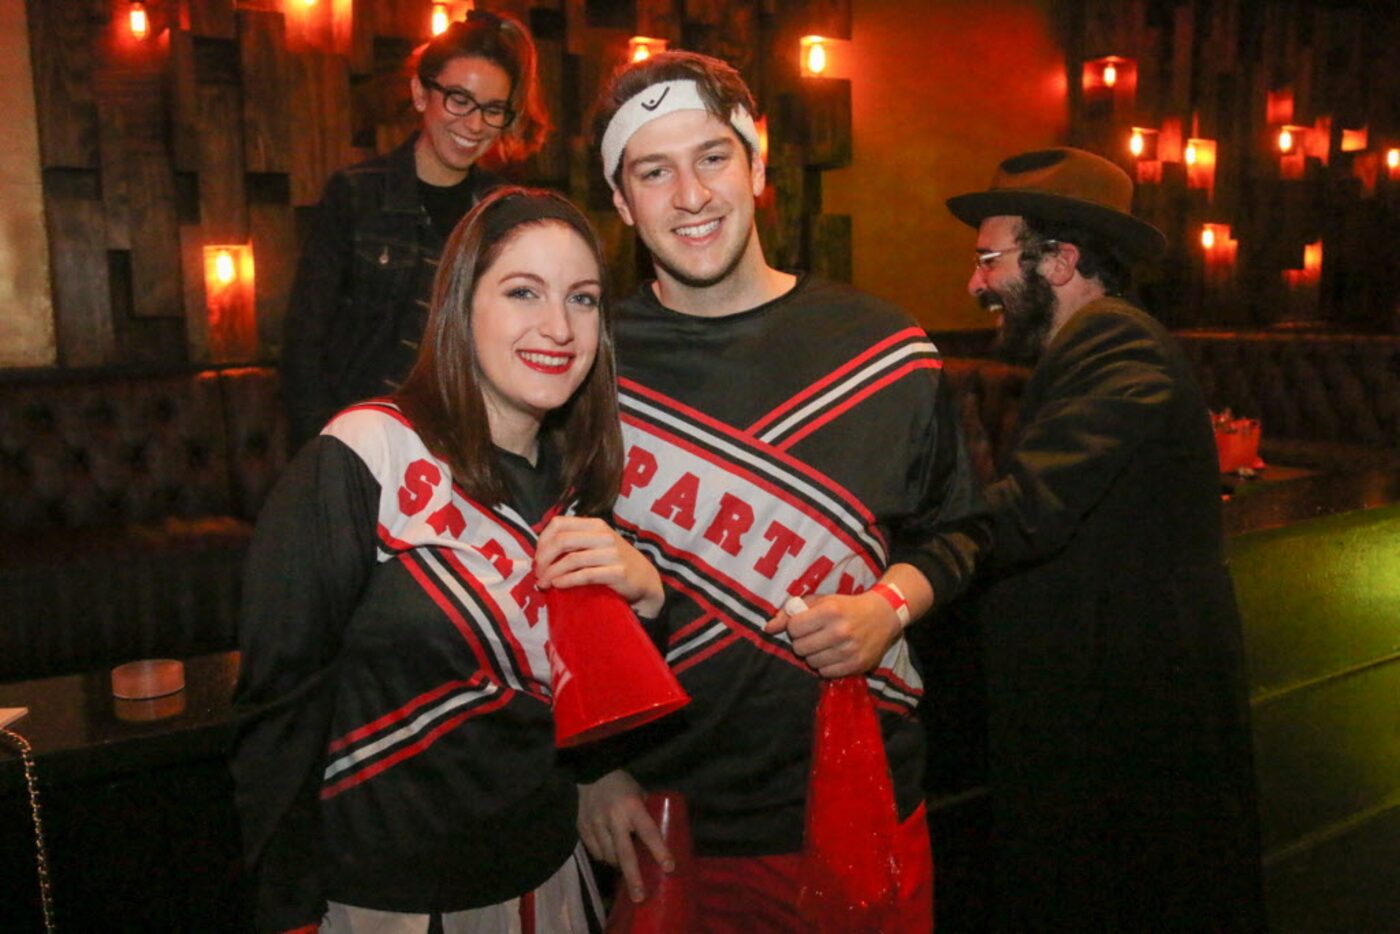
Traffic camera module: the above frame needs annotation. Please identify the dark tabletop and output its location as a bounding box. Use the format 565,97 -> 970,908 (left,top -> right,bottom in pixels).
0,652 -> 240,793
1222,465 -> 1400,537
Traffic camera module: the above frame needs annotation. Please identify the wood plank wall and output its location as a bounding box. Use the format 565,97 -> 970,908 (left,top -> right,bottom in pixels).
1061,0 -> 1400,333
21,1 -> 1399,373
23,0 -> 855,369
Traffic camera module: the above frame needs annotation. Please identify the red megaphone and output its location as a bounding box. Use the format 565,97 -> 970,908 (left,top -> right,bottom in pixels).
545,584 -> 689,748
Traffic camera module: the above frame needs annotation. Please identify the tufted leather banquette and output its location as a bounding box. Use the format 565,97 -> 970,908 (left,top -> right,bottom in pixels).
9,328 -> 1385,683
933,326 -> 1400,474
939,357 -> 1030,484
0,367 -> 289,681
1175,330 -> 1400,471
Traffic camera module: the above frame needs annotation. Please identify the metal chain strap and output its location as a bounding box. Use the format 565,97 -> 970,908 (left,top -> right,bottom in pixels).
0,726 -> 55,933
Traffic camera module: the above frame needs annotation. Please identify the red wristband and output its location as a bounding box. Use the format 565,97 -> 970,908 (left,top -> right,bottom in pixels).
870,582 -> 911,627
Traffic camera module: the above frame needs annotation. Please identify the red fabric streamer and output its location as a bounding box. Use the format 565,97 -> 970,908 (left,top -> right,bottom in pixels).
797,674 -> 901,932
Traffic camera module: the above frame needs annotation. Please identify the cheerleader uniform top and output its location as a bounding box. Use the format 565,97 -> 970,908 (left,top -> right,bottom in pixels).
231,401 -> 579,931
607,273 -> 990,857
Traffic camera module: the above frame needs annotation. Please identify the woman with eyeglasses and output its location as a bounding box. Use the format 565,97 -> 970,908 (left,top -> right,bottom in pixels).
281,10 -> 550,449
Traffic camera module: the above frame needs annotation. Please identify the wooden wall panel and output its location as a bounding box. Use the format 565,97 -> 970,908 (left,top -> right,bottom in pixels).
373,0 -> 427,40
98,106 -> 134,252
45,187 -> 114,366
1064,0 -> 1398,332
182,0 -> 237,39
19,0 -> 879,372
637,0 -> 680,41
684,0 -> 726,28
290,51 -> 352,207
787,0 -> 849,40
809,213 -> 850,283
802,78 -> 851,169
1166,4 -> 1192,119
239,10 -> 293,175
168,28 -> 202,172
283,0 -> 335,53
347,0 -> 377,74
179,222 -> 211,363
26,0 -> 98,169
100,82 -> 184,322
195,83 -> 248,241
758,141 -> 805,273
94,29 -> 169,256
126,150 -> 184,318
250,201 -> 297,358
564,0 -> 589,56
691,0 -> 761,78
522,34 -> 570,185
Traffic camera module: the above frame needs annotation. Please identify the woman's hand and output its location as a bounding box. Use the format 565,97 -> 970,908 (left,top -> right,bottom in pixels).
534,516 -> 664,618
577,769 -> 672,904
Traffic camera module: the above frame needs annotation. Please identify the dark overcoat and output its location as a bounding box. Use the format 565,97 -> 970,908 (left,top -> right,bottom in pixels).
977,297 -> 1266,931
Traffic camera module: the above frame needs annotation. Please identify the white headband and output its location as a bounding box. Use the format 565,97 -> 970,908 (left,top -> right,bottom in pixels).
600,79 -> 762,191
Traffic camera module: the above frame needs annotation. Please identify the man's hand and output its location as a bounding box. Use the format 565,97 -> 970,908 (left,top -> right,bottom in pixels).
764,590 -> 903,678
578,770 -> 674,903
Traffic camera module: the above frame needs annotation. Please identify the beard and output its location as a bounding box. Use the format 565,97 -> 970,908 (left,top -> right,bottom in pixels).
646,229 -> 752,292
979,267 -> 1057,366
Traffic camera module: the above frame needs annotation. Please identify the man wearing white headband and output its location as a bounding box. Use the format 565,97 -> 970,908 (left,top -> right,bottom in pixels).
577,50 -> 987,930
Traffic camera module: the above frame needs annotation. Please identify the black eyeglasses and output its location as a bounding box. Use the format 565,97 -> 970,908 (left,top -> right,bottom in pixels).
421,78 -> 515,128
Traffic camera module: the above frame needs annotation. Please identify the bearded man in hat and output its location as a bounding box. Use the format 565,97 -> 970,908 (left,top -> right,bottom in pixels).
947,148 -> 1266,930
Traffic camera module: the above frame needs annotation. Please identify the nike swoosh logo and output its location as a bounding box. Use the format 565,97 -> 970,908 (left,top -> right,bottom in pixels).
641,87 -> 671,111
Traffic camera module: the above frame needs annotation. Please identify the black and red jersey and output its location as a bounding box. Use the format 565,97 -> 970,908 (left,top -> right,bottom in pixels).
231,402 -> 579,930
610,274 -> 988,857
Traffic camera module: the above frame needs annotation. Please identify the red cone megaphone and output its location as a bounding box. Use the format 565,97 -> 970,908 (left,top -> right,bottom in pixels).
604,792 -> 697,933
545,584 -> 689,748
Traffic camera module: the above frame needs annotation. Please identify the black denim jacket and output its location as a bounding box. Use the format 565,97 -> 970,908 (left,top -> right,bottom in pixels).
280,133 -> 501,447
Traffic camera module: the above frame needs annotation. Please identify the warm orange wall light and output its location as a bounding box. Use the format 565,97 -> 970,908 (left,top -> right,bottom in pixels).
1283,240 -> 1323,289
1266,88 -> 1294,125
1200,223 -> 1236,257
1388,148 -> 1400,171
1277,125 -> 1312,179
203,245 -> 257,362
129,1 -> 150,40
1128,127 -> 1161,183
1081,56 -> 1135,102
213,250 -> 236,286
1184,138 -> 1217,198
628,37 -> 667,63
431,3 -> 450,36
1200,224 -> 1238,294
800,36 -> 828,76
1340,128 -> 1367,152
1128,127 -> 1159,160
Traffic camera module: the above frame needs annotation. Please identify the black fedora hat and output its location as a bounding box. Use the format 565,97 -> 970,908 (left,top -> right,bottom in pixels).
946,147 -> 1166,259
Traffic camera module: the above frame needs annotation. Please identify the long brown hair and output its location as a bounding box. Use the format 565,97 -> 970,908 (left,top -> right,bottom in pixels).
395,187 -> 623,516
417,9 -> 551,164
